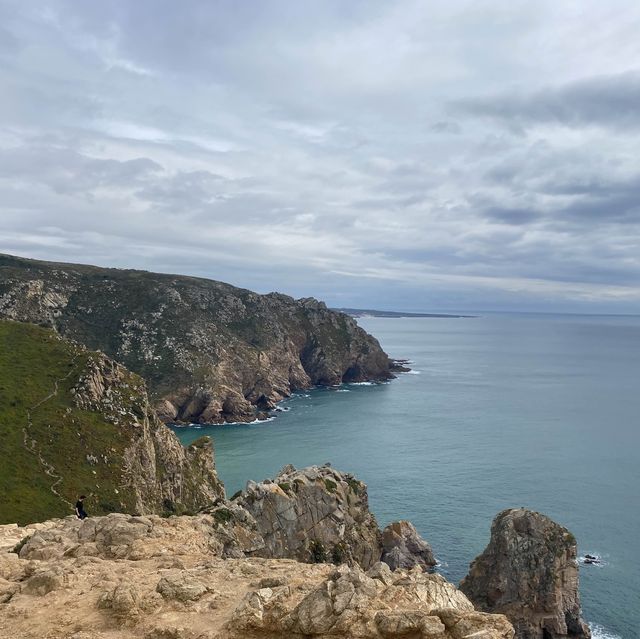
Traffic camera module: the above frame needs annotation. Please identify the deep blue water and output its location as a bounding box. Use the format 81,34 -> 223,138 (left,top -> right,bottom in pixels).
173,313 -> 640,638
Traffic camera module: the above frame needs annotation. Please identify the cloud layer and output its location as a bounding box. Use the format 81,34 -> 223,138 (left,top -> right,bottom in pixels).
1,0 -> 639,312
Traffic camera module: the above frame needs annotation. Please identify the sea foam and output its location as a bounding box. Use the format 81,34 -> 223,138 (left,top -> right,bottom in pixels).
589,623 -> 622,639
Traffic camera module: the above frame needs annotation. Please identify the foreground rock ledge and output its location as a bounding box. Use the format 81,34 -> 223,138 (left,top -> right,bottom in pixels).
0,514 -> 513,639
460,508 -> 590,639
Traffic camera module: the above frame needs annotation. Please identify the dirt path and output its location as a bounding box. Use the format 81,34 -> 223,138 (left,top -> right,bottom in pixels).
21,356 -> 81,509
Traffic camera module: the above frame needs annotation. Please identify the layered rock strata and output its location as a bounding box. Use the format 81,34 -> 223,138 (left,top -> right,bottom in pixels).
0,253 -> 395,423
460,508 -> 590,639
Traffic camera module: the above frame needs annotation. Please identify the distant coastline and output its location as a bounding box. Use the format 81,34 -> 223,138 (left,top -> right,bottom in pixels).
333,307 -> 476,319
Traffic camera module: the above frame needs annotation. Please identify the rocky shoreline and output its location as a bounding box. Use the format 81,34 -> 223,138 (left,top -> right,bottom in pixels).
0,464 -> 590,639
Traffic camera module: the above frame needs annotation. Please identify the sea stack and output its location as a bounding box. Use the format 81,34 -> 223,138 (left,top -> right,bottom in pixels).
460,508 -> 591,639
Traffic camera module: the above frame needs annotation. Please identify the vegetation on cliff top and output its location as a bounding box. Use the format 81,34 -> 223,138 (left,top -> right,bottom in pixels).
0,253 -> 393,424
0,320 -> 223,525
0,320 -> 139,524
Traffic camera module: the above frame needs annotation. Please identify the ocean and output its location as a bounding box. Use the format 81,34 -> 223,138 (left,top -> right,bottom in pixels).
173,312 -> 640,638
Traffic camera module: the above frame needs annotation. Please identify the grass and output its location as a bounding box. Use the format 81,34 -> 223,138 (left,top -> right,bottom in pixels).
0,321 -> 137,525
323,478 -> 337,493
212,507 -> 233,525
346,478 -> 362,496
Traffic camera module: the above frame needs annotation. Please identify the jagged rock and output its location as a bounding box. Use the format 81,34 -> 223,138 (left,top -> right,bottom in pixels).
374,610 -> 445,637
204,501 -> 265,558
436,608 -> 515,639
366,561 -> 394,585
459,508 -> 590,639
71,351 -> 225,515
0,512 -> 515,639
156,571 -> 210,601
381,520 -> 437,571
237,464 -> 382,568
0,253 -> 394,424
18,513 -> 224,561
226,564 -> 513,638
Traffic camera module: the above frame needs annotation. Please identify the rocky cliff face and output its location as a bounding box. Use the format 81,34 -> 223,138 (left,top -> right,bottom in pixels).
0,253 -> 395,423
0,513 -> 515,639
380,520 -> 437,571
205,464 -> 436,573
235,464 -> 382,568
459,508 -> 590,639
0,320 -> 223,525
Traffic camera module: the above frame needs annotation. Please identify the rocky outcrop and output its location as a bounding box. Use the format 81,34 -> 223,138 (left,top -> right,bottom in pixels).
73,351 -> 225,515
229,563 -> 513,638
234,464 -> 382,568
459,508 -> 590,639
381,520 -> 437,571
0,253 -> 395,423
0,320 -> 223,525
0,514 -> 514,639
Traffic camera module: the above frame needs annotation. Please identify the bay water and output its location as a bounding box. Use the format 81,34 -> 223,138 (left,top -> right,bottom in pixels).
173,313 -> 640,638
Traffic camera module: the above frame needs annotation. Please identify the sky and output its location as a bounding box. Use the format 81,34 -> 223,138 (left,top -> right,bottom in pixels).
1,0 -> 639,313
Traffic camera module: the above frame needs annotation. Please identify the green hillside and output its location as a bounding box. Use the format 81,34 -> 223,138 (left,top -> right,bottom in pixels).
0,321 -> 140,524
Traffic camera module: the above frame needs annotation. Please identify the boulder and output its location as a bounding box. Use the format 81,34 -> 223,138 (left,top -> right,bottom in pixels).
156,571 -> 209,602
22,566 -> 72,595
381,520 -> 437,571
98,581 -> 143,618
459,508 -> 590,639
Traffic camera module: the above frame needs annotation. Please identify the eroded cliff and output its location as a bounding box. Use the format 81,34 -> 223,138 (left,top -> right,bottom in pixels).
460,508 -> 590,639
0,253 -> 395,423
0,320 -> 223,524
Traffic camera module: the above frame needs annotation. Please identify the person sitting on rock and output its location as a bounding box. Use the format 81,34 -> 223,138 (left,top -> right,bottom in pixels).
75,495 -> 88,520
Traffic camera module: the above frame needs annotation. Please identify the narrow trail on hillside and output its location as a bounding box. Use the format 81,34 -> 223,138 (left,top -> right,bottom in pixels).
22,355 -> 82,509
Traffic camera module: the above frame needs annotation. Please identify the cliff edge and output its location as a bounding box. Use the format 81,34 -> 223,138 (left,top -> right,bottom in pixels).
0,253 -> 395,424
0,513 -> 514,639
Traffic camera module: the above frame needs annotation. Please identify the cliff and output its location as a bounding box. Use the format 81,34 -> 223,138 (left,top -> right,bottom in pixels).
0,513 -> 514,639
0,320 -> 223,525
460,508 -> 590,639
0,253 -> 395,423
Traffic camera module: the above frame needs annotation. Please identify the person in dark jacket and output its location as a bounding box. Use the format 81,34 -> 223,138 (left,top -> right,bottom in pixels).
75,495 -> 88,520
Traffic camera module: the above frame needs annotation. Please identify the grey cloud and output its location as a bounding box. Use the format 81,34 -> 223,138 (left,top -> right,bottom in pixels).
0,1 -> 639,312
482,207 -> 542,226
455,71 -> 640,130
430,121 -> 461,134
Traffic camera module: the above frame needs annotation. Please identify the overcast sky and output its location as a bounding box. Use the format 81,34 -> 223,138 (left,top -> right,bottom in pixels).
1,1 -> 639,312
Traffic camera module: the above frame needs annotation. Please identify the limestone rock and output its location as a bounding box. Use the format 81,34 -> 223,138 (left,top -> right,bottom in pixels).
381,520 -> 437,571
374,610 -> 445,637
237,464 -> 382,568
459,508 -> 590,639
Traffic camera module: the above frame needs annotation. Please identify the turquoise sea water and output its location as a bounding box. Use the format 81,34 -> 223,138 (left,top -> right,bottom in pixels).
173,313 -> 640,638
